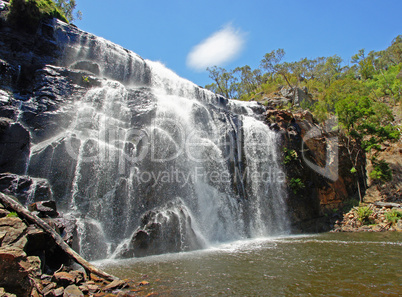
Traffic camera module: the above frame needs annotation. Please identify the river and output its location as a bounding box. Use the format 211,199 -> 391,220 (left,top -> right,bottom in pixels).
96,232 -> 402,296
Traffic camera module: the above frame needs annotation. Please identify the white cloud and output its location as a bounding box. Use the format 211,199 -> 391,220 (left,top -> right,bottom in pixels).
186,24 -> 245,71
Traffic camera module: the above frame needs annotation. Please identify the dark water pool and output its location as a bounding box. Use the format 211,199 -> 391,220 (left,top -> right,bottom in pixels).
97,232 -> 402,296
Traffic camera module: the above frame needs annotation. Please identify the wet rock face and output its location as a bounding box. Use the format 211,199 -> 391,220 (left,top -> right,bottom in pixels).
70,61 -> 100,76
0,119 -> 30,174
28,200 -> 58,218
117,199 -> 204,258
265,109 -> 366,232
0,173 -> 52,206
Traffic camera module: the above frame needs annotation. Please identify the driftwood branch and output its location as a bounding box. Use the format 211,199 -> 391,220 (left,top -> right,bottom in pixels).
0,193 -> 117,281
374,201 -> 401,208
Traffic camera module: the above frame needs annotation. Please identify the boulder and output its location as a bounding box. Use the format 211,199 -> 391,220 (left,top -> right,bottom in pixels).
281,87 -> 294,98
279,87 -> 313,106
29,200 -> 58,218
0,247 -> 38,297
117,199 -> 204,258
53,287 -> 65,296
63,285 -> 83,297
0,217 -> 27,249
0,173 -> 52,206
52,272 -> 76,287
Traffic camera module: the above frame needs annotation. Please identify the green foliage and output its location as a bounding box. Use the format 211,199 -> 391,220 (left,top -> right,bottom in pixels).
205,66 -> 238,98
54,0 -> 81,22
369,159 -> 392,183
375,35 -> 402,68
204,37 -> 401,179
6,211 -> 18,218
351,49 -> 375,80
8,0 -> 68,30
335,93 -> 399,156
335,95 -> 371,133
385,209 -> 402,224
324,78 -> 368,113
289,178 -> 305,194
364,63 -> 402,104
357,206 -> 373,224
233,65 -> 263,97
283,148 -> 298,164
260,49 -> 286,74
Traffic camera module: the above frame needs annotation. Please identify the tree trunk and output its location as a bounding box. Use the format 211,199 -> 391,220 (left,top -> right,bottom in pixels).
0,193 -> 117,281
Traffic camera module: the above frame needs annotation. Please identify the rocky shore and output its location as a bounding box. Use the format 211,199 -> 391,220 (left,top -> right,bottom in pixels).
0,193 -> 155,297
332,201 -> 402,233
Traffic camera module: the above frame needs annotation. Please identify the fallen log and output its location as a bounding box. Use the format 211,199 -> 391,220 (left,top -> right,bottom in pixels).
0,192 -> 117,281
374,201 -> 401,208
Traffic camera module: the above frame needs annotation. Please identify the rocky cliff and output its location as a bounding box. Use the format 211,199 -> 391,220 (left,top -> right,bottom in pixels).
264,108 -> 366,232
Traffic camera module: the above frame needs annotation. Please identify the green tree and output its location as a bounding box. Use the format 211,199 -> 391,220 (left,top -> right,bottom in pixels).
365,63 -> 402,104
376,35 -> 402,68
233,65 -> 262,97
315,55 -> 343,86
351,49 -> 375,80
260,49 -> 293,89
335,95 -> 399,199
54,0 -> 81,22
205,66 -> 238,98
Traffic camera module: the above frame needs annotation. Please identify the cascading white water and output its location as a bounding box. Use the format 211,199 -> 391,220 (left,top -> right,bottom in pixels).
242,117 -> 289,235
27,20 -> 289,260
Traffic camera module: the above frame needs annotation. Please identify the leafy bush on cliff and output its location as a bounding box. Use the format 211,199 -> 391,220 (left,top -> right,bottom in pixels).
369,159 -> 393,183
8,0 -> 68,30
283,148 -> 298,165
289,178 -> 305,194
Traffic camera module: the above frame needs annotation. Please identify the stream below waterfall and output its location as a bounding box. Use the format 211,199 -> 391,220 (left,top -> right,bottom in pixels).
96,232 -> 402,296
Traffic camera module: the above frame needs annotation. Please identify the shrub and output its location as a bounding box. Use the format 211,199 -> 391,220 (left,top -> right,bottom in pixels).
369,160 -> 392,183
289,178 -> 305,194
283,148 -> 298,164
357,206 -> 373,224
385,209 -> 402,224
8,0 -> 68,31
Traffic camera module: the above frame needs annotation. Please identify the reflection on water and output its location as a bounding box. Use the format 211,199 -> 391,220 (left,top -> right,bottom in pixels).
97,233 -> 402,296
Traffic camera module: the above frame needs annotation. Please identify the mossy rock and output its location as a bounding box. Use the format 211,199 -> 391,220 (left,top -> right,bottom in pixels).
8,0 -> 68,32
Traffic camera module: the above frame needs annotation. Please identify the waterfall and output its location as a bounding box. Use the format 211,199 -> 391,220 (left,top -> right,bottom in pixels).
27,20 -> 289,260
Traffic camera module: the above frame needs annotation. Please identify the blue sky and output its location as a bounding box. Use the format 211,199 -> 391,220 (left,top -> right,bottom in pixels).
75,0 -> 402,87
